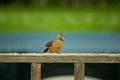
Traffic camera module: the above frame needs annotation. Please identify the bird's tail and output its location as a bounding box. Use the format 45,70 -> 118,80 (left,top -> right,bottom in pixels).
43,47 -> 49,53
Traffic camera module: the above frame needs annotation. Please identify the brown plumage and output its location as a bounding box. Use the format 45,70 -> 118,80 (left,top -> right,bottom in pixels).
43,33 -> 64,53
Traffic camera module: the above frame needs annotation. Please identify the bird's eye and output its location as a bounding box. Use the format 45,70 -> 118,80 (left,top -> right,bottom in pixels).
59,38 -> 62,40
59,37 -> 64,42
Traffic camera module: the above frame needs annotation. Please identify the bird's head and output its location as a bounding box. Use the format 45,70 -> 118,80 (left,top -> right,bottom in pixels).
56,32 -> 65,42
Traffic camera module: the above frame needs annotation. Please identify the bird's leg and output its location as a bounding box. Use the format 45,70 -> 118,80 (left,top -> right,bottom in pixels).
55,51 -> 59,54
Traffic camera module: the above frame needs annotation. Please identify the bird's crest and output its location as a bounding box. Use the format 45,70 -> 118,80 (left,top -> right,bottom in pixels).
57,32 -> 62,37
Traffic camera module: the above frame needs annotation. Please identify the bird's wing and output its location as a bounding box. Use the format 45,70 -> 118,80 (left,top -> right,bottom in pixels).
45,41 -> 53,47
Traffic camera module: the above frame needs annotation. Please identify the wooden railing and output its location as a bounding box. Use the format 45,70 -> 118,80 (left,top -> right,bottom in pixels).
0,53 -> 120,80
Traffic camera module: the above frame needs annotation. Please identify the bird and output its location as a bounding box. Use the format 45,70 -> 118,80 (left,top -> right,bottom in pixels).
43,32 -> 64,53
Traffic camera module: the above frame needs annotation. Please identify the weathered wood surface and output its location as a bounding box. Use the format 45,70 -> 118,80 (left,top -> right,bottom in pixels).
31,63 -> 41,80
74,63 -> 85,80
0,53 -> 120,63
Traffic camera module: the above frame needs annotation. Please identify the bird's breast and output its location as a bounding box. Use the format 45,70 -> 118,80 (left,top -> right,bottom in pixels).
48,40 -> 63,52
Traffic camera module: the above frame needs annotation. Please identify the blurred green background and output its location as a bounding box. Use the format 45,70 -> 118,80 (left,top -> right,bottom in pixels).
0,0 -> 120,32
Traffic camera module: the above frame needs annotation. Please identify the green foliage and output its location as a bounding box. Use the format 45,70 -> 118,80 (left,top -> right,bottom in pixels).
0,7 -> 120,32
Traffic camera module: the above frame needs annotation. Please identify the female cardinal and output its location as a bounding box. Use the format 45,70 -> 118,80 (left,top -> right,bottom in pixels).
43,32 -> 64,53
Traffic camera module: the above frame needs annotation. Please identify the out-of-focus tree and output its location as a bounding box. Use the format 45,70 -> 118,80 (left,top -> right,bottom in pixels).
12,0 -> 31,6
0,0 -> 120,8
70,0 -> 80,7
82,0 -> 106,8
98,0 -> 106,8
11,0 -> 18,6
40,0 -> 48,7
60,0 -> 68,7
31,0 -> 40,7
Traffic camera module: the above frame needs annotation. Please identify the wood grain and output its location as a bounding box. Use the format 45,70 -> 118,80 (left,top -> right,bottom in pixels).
0,53 -> 120,80
31,63 -> 41,80
0,53 -> 120,63
74,63 -> 85,80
